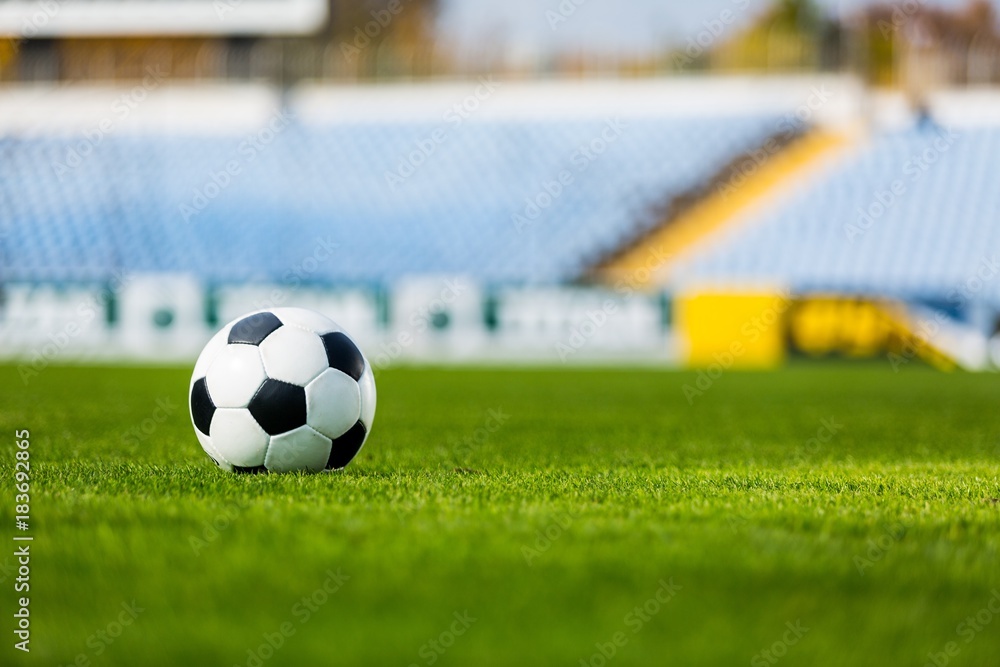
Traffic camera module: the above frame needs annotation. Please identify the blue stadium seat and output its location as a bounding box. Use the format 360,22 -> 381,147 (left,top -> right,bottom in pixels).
0,114 -> 781,285
674,124 -> 1000,306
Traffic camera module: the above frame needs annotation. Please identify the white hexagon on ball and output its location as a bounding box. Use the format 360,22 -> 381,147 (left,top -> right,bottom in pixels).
191,324 -> 231,384
194,429 -> 233,472
259,326 -> 329,386
306,368 -> 361,440
209,408 -> 270,468
206,344 -> 267,408
265,425 -> 332,473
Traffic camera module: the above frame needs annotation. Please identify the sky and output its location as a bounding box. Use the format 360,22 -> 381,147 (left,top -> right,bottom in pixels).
436,0 -> 998,58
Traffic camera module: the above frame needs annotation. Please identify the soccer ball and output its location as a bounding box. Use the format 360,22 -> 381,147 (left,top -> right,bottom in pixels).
188,307 -> 376,473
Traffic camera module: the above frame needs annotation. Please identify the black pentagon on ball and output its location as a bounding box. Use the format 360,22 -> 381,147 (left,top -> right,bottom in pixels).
190,377 -> 216,436
248,378 -> 307,435
233,464 -> 268,474
321,331 -> 365,381
326,420 -> 367,470
228,312 -> 282,346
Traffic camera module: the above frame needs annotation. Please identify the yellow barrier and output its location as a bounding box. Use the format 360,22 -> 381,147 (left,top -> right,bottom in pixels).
676,292 -> 958,370
788,297 -> 956,371
675,291 -> 791,368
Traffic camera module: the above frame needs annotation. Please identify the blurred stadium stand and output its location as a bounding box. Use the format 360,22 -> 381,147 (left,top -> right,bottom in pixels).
0,114 -> 781,285
0,77 -> 850,364
5,77 -> 1000,368
669,121 -> 1000,369
674,125 -> 1000,308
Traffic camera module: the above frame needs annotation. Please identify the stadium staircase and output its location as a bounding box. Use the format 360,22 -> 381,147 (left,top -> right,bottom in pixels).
651,123 -> 1000,371
589,128 -> 853,288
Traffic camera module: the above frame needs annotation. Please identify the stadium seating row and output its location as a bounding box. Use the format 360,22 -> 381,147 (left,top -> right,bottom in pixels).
0,115 -> 780,284
674,125 -> 1000,309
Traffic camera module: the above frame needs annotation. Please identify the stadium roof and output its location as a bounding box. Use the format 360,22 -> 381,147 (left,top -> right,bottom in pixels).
0,0 -> 327,37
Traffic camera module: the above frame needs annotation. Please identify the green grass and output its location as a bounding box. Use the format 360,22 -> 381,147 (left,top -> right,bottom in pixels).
2,363 -> 999,666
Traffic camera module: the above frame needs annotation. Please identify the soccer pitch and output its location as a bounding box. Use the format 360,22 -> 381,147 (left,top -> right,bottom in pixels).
2,364 -> 999,667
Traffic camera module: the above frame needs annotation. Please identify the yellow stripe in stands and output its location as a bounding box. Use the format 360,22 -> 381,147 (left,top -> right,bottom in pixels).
597,130 -> 854,289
